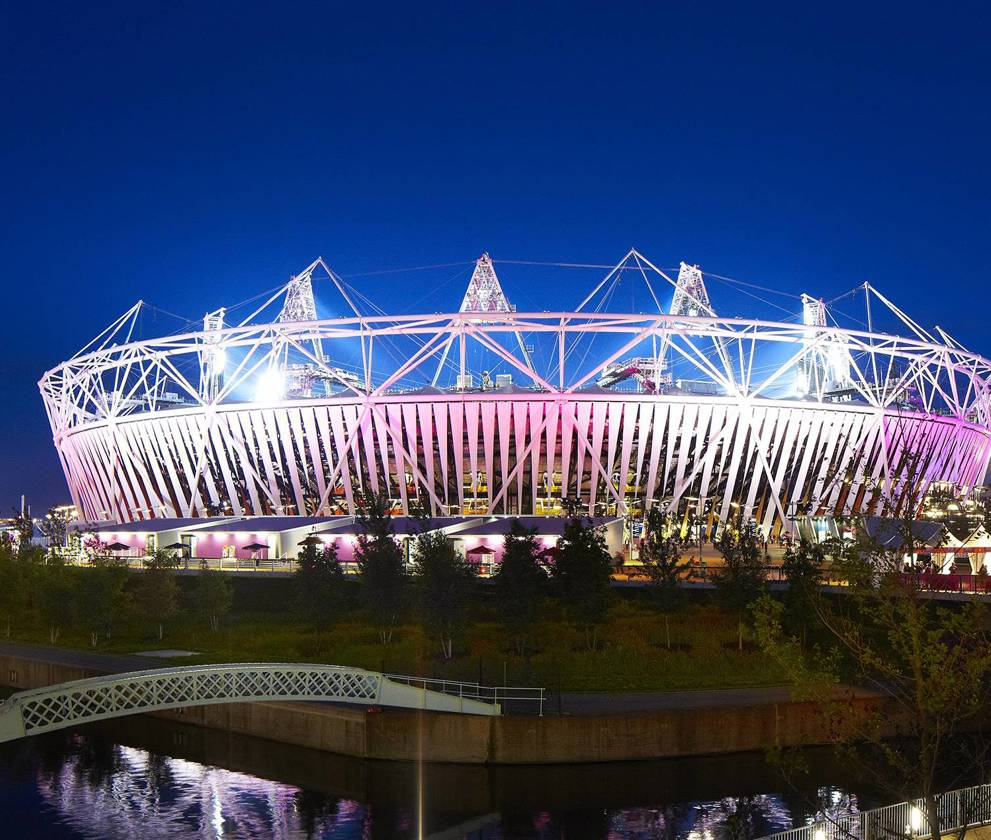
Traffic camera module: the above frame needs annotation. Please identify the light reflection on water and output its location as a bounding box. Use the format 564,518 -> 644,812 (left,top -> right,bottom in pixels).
0,719 -> 873,840
35,740 -> 370,838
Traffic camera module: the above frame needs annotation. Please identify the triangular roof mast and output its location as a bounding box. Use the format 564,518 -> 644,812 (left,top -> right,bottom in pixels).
670,262 -> 714,317
277,270 -> 325,363
459,253 -> 515,316
433,253 -> 534,385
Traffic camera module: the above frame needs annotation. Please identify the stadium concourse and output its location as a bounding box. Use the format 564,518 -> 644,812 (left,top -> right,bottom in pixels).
74,515 -> 624,575
41,251 -> 991,562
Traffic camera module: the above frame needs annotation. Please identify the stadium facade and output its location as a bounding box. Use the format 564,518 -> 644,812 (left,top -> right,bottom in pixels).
40,251 -> 991,536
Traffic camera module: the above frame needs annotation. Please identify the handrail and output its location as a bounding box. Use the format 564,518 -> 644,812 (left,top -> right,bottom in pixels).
384,673 -> 546,716
758,783 -> 991,840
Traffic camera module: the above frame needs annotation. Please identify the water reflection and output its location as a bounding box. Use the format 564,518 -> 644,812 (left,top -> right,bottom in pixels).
0,716 -> 879,840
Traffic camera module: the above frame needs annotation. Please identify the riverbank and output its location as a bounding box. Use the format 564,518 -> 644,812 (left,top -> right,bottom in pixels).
0,641 -> 891,764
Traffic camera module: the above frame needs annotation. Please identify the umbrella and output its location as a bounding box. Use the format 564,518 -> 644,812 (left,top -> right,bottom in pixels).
466,545 -> 496,555
106,541 -> 130,552
244,541 -> 268,551
299,535 -> 324,547
163,541 -> 185,550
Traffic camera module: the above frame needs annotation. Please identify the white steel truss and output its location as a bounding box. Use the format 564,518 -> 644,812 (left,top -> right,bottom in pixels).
39,256 -> 991,533
0,663 -> 502,742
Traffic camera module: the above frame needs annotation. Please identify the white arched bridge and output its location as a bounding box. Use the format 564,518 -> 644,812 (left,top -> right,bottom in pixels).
0,663 -> 540,742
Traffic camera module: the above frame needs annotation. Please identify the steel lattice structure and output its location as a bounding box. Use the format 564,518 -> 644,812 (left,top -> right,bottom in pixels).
39,252 -> 991,533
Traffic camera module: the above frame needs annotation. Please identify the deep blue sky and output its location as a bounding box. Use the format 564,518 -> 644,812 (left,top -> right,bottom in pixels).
3,1 -> 990,512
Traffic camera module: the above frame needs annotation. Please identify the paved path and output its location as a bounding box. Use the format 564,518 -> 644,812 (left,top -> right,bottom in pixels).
0,640 -> 159,676
554,683 -> 880,714
556,686 -> 795,714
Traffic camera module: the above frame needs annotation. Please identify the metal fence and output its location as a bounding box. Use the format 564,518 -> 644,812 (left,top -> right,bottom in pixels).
759,784 -> 991,840
385,673 -> 546,716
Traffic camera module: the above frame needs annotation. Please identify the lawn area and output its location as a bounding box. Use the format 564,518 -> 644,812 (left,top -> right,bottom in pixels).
3,577 -> 788,692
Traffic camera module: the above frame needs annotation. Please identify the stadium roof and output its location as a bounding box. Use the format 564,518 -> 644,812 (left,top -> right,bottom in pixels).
91,518 -> 234,533
862,515 -> 945,549
188,516 -> 351,534
452,516 -> 621,537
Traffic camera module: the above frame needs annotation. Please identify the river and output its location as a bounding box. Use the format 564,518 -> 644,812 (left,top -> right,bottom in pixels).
0,714 -> 887,839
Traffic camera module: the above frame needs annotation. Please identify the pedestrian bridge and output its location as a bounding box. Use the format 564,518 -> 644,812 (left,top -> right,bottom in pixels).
0,663 -> 510,743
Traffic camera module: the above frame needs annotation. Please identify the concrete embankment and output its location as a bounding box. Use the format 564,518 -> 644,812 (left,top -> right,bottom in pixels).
0,643 -> 890,764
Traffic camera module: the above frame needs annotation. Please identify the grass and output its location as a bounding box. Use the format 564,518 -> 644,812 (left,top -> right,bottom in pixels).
2,591 -> 787,692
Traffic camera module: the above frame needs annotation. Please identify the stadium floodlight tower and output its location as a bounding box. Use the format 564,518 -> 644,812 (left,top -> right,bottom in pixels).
669,261 -> 714,318
268,267 -> 363,398
199,308 -> 226,401
597,258 -> 719,392
460,252 -> 515,317
797,293 -> 854,399
434,253 -> 534,388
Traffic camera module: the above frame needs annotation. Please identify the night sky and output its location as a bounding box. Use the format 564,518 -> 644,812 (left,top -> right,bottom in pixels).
3,2 -> 991,512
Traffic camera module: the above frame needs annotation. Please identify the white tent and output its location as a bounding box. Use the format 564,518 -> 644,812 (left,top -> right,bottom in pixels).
960,525 -> 991,574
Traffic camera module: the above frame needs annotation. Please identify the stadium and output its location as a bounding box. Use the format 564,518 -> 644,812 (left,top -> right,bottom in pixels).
40,251 -> 991,543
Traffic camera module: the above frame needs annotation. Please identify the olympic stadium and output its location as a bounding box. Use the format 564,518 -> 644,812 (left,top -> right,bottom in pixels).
40,250 -> 991,538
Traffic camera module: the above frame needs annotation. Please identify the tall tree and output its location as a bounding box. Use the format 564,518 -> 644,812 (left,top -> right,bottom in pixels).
0,541 -> 34,637
77,555 -> 130,647
552,517 -> 613,650
412,529 -> 476,660
37,559 -> 78,644
355,492 -> 407,644
713,522 -> 767,651
754,518 -> 991,840
493,520 -> 546,656
640,508 -> 691,649
294,541 -> 346,631
779,537 -> 825,647
193,568 -> 233,632
131,550 -> 180,640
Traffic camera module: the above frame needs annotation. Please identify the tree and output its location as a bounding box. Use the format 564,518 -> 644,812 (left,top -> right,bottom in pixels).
779,537 -> 825,647
38,506 -> 72,553
131,550 -> 180,640
355,492 -> 407,644
552,517 -> 613,650
0,541 -> 34,637
8,508 -> 34,554
293,541 -> 346,631
37,559 -> 78,644
412,529 -> 476,659
640,508 -> 691,649
713,522 -> 767,651
754,517 -> 991,840
493,520 -> 546,656
77,555 -> 130,647
193,568 -> 233,632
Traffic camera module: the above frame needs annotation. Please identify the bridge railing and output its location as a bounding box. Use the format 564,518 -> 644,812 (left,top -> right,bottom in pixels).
759,783 -> 991,840
385,674 -> 546,716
